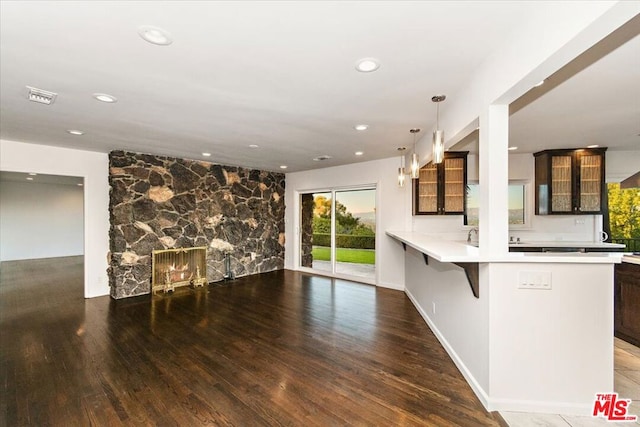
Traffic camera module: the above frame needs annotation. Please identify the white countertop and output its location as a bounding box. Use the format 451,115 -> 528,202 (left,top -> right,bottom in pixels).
509,241 -> 625,249
386,230 -> 624,264
622,255 -> 640,265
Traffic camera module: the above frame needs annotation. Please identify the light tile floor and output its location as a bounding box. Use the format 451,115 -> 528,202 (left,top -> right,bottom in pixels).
501,338 -> 640,426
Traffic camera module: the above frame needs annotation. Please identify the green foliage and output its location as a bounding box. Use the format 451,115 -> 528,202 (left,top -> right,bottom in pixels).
312,195 -> 374,235
312,246 -> 376,264
312,233 -> 375,249
608,183 -> 640,239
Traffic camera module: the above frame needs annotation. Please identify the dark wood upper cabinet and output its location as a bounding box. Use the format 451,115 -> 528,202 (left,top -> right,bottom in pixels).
414,151 -> 468,215
534,148 -> 607,215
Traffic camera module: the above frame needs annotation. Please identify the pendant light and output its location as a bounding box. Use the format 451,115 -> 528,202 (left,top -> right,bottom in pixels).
397,147 -> 406,187
409,128 -> 421,179
432,95 -> 446,164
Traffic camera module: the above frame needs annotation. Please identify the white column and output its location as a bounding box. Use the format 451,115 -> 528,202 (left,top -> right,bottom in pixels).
478,105 -> 509,256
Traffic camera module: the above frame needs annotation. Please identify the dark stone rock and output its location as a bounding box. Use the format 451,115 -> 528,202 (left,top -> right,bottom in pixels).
210,165 -> 226,187
220,200 -> 237,217
249,169 -> 260,182
132,263 -> 151,282
157,210 -> 179,226
127,167 -> 150,180
110,180 -> 129,206
111,228 -> 127,253
191,162 -> 209,177
194,236 -> 208,247
171,193 -> 197,214
131,233 -> 163,256
132,198 -> 157,222
121,224 -> 146,243
236,203 -> 252,221
231,183 -> 252,199
139,154 -> 164,166
170,162 -> 200,194
110,151 -> 135,168
183,223 -> 198,239
112,204 -> 133,225
162,227 -> 183,239
149,171 -> 164,186
133,181 -> 150,194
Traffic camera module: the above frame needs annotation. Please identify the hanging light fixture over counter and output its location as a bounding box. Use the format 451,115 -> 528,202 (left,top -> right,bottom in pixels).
410,128 -> 421,179
397,147 -> 407,187
432,95 -> 446,164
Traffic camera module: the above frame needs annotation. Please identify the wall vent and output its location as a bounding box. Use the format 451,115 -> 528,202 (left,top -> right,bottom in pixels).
26,86 -> 57,105
313,155 -> 332,161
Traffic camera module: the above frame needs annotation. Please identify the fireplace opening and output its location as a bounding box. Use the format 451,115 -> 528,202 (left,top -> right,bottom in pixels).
152,247 -> 207,294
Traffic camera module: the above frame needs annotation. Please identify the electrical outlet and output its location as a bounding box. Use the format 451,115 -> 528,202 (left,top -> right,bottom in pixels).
518,271 -> 552,290
575,218 -> 586,225
432,302 -> 436,314
250,252 -> 257,261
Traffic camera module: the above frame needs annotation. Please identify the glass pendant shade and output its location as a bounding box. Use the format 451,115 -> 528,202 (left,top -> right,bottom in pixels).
410,153 -> 419,179
398,167 -> 406,187
433,129 -> 445,164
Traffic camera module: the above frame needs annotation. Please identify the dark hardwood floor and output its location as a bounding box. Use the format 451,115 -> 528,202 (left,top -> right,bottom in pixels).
0,257 -> 506,426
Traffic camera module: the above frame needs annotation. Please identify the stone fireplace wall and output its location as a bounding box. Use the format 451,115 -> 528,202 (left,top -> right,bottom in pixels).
108,151 -> 285,299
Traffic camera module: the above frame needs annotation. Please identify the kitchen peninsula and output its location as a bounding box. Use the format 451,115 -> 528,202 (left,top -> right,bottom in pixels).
387,230 -> 624,416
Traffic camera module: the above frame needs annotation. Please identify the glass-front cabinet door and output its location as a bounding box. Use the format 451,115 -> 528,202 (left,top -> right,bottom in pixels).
550,154 -> 573,213
577,152 -> 603,213
417,163 -> 438,213
443,156 -> 466,213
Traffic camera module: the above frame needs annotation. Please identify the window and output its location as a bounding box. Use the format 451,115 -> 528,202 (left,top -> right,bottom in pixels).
466,182 -> 528,227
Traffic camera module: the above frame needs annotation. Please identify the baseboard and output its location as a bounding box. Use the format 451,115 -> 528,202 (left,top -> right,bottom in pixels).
377,280 -> 403,291
404,288 -> 491,411
490,398 -> 593,416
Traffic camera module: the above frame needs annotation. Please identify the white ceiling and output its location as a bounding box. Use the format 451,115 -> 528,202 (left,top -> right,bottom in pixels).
1,1 -> 638,172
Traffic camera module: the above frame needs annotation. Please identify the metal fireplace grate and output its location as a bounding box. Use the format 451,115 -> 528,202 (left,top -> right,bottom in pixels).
151,247 -> 207,294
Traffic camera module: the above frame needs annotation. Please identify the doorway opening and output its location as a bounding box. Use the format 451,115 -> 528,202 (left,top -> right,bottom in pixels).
300,187 -> 376,282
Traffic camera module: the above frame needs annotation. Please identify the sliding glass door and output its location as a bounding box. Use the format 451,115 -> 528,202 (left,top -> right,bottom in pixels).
299,187 -> 376,281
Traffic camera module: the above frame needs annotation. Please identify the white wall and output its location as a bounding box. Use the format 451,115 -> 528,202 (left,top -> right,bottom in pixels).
284,157 -> 408,290
0,180 -> 84,261
0,140 -> 110,298
607,150 -> 640,183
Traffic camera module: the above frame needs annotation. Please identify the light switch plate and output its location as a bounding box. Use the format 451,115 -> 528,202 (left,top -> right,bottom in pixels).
518,271 -> 552,290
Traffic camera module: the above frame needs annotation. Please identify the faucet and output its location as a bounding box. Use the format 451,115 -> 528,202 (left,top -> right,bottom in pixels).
467,228 -> 478,243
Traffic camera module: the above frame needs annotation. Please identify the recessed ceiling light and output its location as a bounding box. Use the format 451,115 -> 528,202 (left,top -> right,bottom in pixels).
138,25 -> 173,46
354,124 -> 369,131
28,173 -> 37,176
67,129 -> 85,135
26,177 -> 34,181
508,146 -> 518,151
202,152 -> 211,157
93,93 -> 117,103
355,58 -> 380,73
249,144 -> 259,149
355,151 -> 364,156
587,144 -> 599,148
534,80 -> 545,87
279,165 -> 288,169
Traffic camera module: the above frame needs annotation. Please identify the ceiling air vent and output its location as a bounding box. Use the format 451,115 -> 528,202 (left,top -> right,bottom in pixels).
26,86 -> 57,105
313,155 -> 332,162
